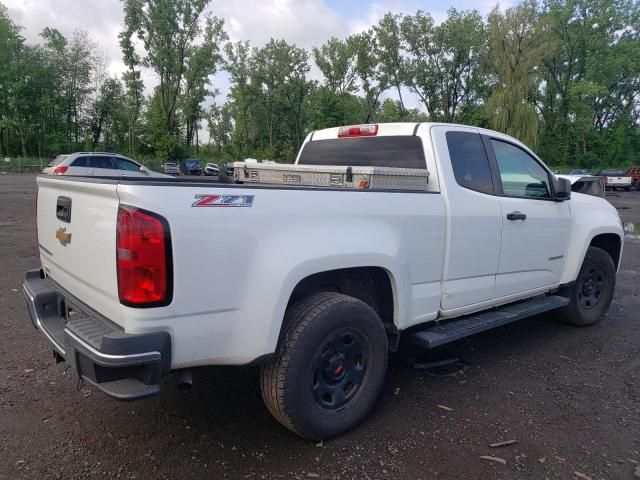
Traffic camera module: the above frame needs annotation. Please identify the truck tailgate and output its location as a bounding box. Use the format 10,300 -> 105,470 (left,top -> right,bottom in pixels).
37,176 -> 123,325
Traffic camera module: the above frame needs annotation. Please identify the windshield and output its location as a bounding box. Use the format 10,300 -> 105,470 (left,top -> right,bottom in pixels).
297,136 -> 426,169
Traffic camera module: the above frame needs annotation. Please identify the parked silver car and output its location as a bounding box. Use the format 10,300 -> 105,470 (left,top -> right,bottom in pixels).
42,152 -> 165,177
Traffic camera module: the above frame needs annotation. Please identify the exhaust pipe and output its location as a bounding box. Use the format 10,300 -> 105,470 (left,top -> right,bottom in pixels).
176,369 -> 193,392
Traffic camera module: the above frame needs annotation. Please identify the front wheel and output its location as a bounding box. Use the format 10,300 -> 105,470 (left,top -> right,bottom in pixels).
261,292 -> 388,440
556,246 -> 616,326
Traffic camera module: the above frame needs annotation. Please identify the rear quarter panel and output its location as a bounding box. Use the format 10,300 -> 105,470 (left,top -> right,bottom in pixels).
117,182 -> 446,367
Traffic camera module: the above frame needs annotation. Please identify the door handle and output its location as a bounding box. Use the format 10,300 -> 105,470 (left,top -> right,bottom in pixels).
507,211 -> 527,221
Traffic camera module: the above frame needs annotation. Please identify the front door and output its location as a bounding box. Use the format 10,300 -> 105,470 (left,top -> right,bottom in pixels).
486,137 -> 571,298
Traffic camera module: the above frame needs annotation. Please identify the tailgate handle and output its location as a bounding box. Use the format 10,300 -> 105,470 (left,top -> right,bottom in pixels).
56,196 -> 72,223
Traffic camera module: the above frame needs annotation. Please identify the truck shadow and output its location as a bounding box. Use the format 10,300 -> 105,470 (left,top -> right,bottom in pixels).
80,307 -> 622,478
148,309 -> 608,438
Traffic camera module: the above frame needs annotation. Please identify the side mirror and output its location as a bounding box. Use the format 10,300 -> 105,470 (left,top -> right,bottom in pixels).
554,177 -> 571,201
140,166 -> 150,176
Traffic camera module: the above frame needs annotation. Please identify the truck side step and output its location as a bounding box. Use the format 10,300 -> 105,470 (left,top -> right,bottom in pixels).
412,295 -> 569,349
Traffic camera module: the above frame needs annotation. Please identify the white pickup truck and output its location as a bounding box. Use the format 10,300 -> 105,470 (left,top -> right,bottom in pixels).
595,169 -> 633,191
24,123 -> 624,440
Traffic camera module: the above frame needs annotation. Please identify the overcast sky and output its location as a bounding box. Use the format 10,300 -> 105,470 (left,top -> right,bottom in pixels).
4,0 -> 510,120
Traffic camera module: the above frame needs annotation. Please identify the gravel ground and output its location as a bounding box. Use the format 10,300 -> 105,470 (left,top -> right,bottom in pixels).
1,173 -> 639,480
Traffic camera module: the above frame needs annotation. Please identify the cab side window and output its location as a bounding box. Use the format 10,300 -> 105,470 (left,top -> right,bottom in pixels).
446,131 -> 495,195
491,139 -> 551,199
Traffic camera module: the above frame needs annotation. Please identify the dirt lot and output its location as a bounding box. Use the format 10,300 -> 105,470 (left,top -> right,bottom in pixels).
1,173 -> 639,480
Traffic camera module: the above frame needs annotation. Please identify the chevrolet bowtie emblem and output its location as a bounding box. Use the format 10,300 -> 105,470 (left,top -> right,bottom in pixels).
56,227 -> 72,246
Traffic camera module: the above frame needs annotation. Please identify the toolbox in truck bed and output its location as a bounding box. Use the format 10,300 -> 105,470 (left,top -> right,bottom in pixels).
232,162 -> 429,191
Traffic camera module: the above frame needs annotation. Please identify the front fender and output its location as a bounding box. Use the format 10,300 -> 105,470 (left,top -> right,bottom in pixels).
559,193 -> 624,284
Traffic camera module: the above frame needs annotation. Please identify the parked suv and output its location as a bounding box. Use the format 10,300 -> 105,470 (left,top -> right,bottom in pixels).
42,152 -> 164,177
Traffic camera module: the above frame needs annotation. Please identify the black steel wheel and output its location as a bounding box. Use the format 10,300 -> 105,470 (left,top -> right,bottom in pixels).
261,292 -> 388,440
311,328 -> 368,411
557,246 -> 616,326
578,265 -> 605,310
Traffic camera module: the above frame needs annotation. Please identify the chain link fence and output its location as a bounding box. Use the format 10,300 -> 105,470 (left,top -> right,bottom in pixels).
0,157 -> 47,174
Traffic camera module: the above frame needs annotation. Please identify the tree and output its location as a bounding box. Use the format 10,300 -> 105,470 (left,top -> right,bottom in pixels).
373,13 -> 407,116
0,4 -> 23,157
313,37 -> 359,95
88,78 -> 126,150
180,16 -> 226,151
305,85 -> 365,130
120,0 -> 225,157
207,102 -> 232,154
485,1 -> 546,147
224,41 -> 253,158
538,0 -> 640,166
402,9 -> 485,122
353,31 -> 389,123
62,31 -> 98,145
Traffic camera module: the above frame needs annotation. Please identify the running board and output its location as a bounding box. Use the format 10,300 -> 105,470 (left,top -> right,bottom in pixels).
411,295 -> 569,349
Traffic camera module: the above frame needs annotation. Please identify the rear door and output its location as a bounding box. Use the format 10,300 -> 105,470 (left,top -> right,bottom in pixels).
486,137 -> 571,298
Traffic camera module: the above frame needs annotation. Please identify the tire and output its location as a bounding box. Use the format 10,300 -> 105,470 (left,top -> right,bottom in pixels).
556,246 -> 616,326
260,292 -> 388,440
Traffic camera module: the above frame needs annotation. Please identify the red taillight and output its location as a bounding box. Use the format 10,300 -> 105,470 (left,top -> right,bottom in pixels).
53,165 -> 68,175
338,124 -> 378,138
117,206 -> 172,307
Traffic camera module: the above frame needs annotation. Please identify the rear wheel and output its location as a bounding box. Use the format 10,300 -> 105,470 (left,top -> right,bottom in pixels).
557,246 -> 616,326
260,292 -> 388,440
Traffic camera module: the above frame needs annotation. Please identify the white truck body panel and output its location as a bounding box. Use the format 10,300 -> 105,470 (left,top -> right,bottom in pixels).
34,122 -> 624,369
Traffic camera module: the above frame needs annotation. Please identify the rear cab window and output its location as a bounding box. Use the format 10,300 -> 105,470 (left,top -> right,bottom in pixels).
297,136 -> 427,169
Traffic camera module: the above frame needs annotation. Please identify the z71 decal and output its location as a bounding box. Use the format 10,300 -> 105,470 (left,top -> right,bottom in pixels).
192,194 -> 255,207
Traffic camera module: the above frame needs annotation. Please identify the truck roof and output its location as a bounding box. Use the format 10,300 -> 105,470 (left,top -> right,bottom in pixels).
307,122 -> 525,143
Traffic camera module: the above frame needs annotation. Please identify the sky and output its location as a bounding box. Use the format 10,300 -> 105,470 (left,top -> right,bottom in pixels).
3,0 -> 511,128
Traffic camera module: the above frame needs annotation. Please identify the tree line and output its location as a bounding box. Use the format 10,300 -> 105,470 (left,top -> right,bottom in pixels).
0,0 -> 639,168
